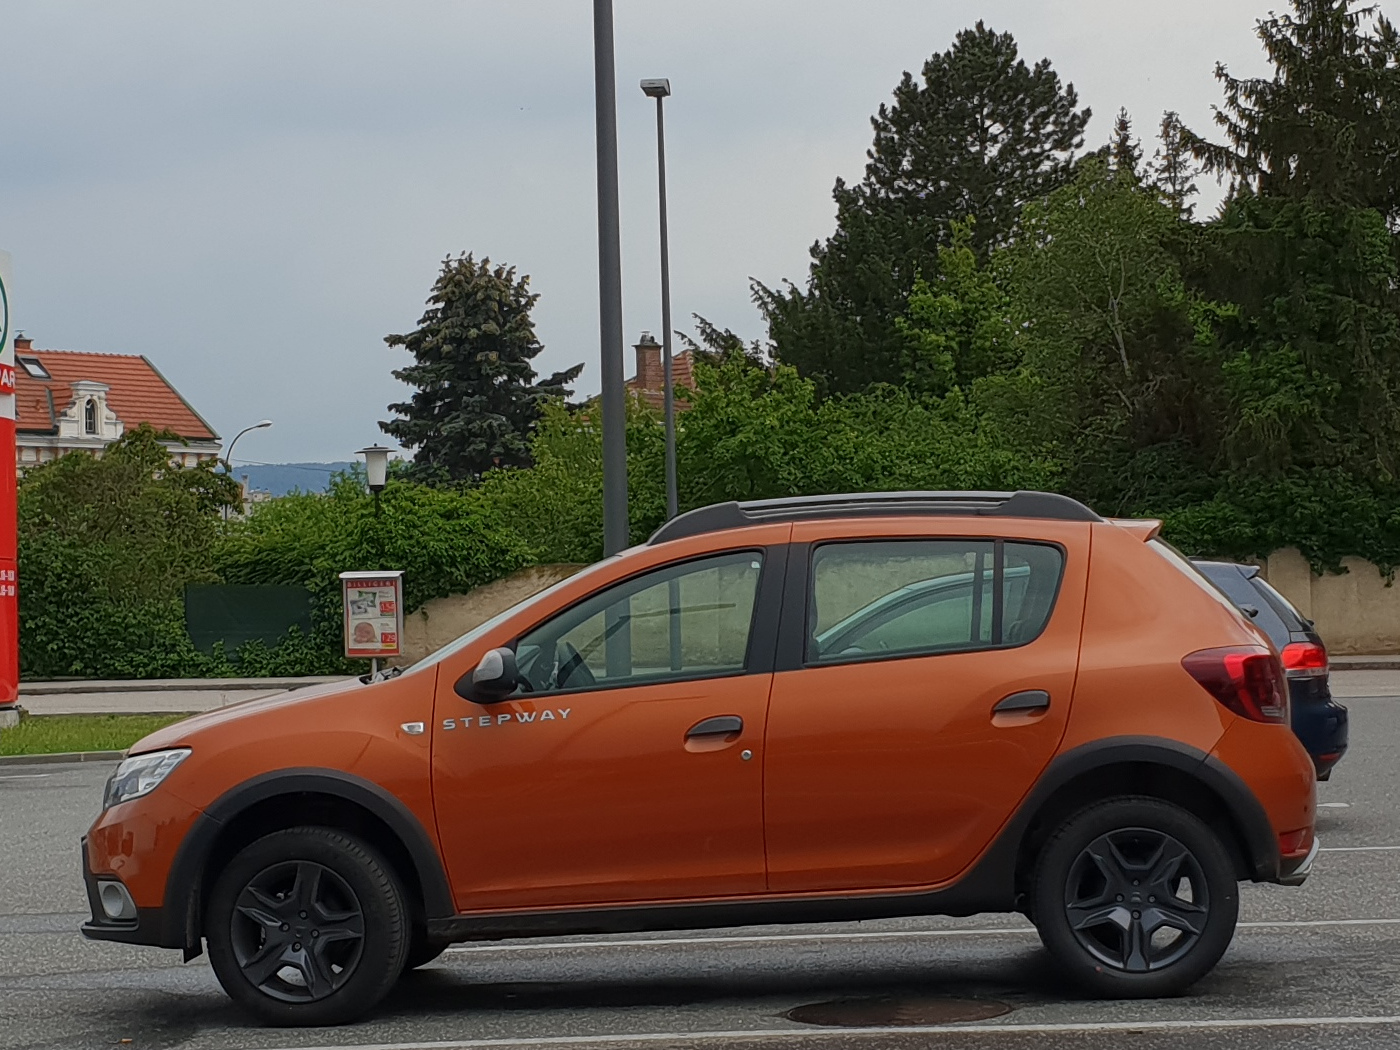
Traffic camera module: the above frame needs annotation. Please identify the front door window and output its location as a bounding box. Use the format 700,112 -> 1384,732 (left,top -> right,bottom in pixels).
517,551 -> 764,693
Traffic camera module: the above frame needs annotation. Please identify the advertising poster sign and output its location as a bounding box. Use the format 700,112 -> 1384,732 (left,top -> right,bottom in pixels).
339,570 -> 404,660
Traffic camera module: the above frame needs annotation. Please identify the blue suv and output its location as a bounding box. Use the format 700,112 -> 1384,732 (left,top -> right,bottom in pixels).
1193,560 -> 1349,780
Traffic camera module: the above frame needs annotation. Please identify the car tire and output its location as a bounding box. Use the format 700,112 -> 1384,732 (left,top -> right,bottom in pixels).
1032,796 -> 1238,999
207,826 -> 409,1026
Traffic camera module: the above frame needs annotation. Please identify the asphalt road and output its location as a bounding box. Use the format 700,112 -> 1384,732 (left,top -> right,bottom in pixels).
2,690 -> 1399,1050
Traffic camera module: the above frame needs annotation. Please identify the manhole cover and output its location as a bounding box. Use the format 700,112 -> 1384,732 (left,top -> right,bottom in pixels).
786,996 -> 1011,1028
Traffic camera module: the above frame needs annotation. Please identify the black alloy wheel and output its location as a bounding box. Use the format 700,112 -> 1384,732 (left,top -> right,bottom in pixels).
1063,828 -> 1207,973
229,859 -> 365,1002
1032,797 -> 1238,999
207,827 -> 409,1026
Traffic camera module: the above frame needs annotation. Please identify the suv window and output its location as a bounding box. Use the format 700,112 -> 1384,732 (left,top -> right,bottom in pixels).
1198,564 -> 1291,648
808,540 -> 1064,664
1253,576 -> 1309,630
516,551 -> 764,694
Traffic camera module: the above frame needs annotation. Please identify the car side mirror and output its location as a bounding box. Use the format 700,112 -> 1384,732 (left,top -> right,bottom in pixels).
455,647 -> 519,704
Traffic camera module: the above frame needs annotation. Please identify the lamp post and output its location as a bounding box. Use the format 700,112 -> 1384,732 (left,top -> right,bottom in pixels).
222,419 -> 272,520
641,77 -> 678,521
358,444 -> 391,516
594,0 -> 629,557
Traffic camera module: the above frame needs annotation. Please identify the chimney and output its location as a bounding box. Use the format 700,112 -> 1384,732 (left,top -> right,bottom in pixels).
14,333 -> 31,352
634,331 -> 661,391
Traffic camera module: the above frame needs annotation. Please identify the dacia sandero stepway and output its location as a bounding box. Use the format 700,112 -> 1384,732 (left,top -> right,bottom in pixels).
82,491 -> 1318,1026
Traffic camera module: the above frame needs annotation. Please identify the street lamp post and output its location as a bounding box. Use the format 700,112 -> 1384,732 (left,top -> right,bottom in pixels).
222,419 -> 272,520
358,445 -> 391,517
594,0 -> 629,557
641,77 -> 678,521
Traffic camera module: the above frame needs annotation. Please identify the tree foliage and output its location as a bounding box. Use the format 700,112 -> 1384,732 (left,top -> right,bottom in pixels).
18,428 -> 241,679
757,22 -> 1090,394
382,254 -> 582,484
1190,0 -> 1400,218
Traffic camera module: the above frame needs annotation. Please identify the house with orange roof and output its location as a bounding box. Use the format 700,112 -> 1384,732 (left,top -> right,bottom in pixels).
11,335 -> 221,469
625,331 -> 697,412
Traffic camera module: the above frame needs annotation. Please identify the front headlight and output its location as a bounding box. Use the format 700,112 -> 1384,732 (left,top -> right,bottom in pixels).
103,749 -> 191,810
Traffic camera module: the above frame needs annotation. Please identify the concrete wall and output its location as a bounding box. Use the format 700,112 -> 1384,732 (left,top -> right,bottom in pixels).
390,565 -> 585,667
1259,548 -> 1400,655
392,548 -> 1400,667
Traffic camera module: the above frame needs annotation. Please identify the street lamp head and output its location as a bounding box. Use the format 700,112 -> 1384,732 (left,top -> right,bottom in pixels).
254,419 -> 273,430
640,78 -> 671,99
357,445 -> 392,494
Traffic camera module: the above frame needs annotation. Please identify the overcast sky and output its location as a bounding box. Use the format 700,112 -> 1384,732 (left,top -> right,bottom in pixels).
0,1 -> 1320,464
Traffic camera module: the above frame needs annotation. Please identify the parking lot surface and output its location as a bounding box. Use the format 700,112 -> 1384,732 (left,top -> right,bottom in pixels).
2,682 -> 1397,1050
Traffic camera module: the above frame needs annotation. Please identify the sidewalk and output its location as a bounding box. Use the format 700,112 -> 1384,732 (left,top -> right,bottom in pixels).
16,676 -> 352,716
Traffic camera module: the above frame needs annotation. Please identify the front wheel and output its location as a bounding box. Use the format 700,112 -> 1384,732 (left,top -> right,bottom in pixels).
207,827 -> 409,1026
1032,797 -> 1239,999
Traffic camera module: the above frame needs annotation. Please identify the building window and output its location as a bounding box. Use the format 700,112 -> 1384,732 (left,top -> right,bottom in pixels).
18,357 -> 50,379
84,399 -> 97,435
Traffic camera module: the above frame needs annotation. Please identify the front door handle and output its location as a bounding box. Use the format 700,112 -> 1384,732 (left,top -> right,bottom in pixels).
993,690 -> 1051,715
686,715 -> 743,739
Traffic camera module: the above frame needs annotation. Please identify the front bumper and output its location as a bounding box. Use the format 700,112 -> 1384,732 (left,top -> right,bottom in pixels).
1278,837 -> 1320,887
79,836 -> 184,950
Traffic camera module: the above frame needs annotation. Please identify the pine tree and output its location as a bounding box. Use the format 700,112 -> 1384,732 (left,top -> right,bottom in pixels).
381,254 -> 582,484
1188,0 -> 1400,478
756,22 -> 1090,394
1189,0 -> 1400,219
1109,108 -> 1143,180
1149,112 -> 1200,219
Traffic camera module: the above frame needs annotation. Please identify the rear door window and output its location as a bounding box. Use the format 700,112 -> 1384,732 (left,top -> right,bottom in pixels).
808,540 -> 1064,665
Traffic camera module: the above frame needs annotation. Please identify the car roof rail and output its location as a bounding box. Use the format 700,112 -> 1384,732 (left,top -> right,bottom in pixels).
648,490 -> 1102,546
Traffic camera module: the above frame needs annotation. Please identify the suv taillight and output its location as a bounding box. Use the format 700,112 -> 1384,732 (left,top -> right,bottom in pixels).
1182,646 -> 1290,724
1280,641 -> 1329,680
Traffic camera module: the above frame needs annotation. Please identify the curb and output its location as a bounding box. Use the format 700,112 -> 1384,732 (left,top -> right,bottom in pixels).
19,676 -> 350,696
1331,657 -> 1400,671
0,750 -> 126,767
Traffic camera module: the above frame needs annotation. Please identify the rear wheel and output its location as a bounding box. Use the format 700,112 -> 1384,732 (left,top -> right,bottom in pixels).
1032,797 -> 1238,998
207,827 -> 409,1026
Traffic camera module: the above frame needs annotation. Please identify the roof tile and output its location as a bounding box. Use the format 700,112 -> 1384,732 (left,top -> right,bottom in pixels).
14,349 -> 217,441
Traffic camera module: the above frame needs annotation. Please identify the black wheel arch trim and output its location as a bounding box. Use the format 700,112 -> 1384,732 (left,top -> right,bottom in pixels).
160,768 -> 454,952
1016,736 -> 1279,883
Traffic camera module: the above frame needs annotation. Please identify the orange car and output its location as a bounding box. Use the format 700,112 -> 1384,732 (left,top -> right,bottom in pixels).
82,491 -> 1317,1026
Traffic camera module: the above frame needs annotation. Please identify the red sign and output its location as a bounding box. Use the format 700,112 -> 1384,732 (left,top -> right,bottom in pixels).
0,366 -> 13,395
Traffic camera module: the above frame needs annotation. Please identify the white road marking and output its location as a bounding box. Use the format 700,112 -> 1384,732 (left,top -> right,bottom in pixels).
0,773 -> 52,781
259,1015 -> 1400,1050
1319,802 -> 1351,809
1322,845 -> 1400,852
445,917 -> 1400,956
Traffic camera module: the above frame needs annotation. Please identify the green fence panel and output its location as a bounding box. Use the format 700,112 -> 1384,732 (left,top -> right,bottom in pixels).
184,584 -> 314,654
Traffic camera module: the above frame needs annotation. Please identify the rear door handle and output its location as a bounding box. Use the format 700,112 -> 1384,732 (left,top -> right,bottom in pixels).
993,690 -> 1051,715
686,715 -> 744,739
